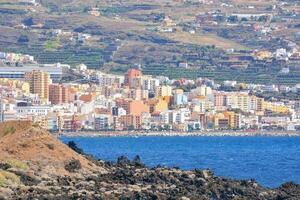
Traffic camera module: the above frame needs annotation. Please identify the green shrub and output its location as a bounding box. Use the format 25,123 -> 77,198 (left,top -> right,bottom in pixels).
46,143 -> 55,150
3,126 -> 16,136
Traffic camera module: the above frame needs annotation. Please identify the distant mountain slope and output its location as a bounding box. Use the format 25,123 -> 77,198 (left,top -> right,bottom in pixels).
0,0 -> 299,85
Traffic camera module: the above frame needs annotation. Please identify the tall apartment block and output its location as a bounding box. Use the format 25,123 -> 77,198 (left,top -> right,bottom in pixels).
25,70 -> 51,101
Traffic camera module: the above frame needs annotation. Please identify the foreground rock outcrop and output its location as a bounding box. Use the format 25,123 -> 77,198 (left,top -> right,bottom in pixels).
0,121 -> 300,200
0,121 -> 107,176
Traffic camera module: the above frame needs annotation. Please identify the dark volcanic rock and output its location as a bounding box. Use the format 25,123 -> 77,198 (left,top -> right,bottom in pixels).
1,135 -> 300,200
3,154 -> 300,200
132,155 -> 145,167
277,182 -> 300,199
64,159 -> 82,173
67,141 -> 84,155
117,156 -> 131,166
0,162 -> 11,170
17,171 -> 41,186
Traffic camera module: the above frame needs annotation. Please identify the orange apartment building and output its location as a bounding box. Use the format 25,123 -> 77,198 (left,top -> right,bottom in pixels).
119,115 -> 142,129
116,99 -> 149,116
125,69 -> 142,87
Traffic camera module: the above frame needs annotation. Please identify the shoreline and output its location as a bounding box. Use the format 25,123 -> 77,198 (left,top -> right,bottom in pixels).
2,121 -> 300,199
58,130 -> 300,138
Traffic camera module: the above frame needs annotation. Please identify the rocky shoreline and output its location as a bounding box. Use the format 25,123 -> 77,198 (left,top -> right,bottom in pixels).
1,121 -> 300,200
1,150 -> 300,200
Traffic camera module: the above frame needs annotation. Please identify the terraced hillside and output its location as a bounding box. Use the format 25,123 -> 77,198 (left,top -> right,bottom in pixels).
0,0 -> 299,85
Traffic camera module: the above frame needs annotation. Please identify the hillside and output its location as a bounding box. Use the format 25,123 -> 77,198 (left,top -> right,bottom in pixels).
2,0 -> 300,84
0,121 -> 300,199
0,121 -> 106,176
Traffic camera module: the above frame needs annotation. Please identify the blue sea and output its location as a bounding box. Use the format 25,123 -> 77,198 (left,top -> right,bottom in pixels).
60,136 -> 300,188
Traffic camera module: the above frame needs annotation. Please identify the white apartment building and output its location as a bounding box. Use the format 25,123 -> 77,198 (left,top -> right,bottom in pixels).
16,105 -> 51,116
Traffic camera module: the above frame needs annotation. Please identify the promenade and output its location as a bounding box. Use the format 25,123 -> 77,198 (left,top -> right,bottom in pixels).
59,130 -> 300,137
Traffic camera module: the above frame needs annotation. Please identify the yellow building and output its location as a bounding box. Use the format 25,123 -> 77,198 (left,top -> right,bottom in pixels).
198,85 -> 212,96
255,50 -> 273,60
214,111 -> 240,129
25,70 -> 51,101
19,82 -> 30,94
155,85 -> 172,97
263,101 -> 289,114
256,98 -> 265,112
237,93 -> 250,112
148,97 -> 169,113
226,92 -> 251,112
224,111 -> 240,129
0,79 -> 30,94
214,113 -> 229,129
192,96 -> 211,112
173,88 -> 184,95
68,84 -> 90,93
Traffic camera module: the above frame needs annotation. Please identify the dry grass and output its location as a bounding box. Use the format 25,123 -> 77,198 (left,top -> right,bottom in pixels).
0,170 -> 21,187
161,29 -> 246,50
231,0 -> 277,6
0,121 -> 32,138
5,159 -> 29,171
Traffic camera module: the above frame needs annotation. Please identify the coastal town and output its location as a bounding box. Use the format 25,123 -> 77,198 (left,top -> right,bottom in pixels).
0,51 -> 300,135
2,1 -> 300,200
0,0 -> 299,135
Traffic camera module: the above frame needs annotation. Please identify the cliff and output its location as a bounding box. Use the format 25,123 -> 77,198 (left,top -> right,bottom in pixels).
0,121 -> 299,200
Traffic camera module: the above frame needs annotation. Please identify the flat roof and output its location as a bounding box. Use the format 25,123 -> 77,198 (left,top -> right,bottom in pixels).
0,66 -> 63,74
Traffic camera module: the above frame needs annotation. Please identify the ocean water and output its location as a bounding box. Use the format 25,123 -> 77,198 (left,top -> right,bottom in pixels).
60,136 -> 300,188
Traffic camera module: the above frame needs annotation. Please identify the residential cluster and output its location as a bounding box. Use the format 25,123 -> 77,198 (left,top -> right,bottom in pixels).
0,57 -> 300,133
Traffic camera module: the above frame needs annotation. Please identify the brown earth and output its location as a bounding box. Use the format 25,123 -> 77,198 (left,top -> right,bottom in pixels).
0,121 -> 107,176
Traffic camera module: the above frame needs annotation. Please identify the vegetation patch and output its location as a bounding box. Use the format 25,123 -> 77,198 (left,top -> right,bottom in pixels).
46,143 -> 55,150
3,126 -> 16,136
0,170 -> 20,187
5,159 -> 29,171
45,37 -> 61,51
